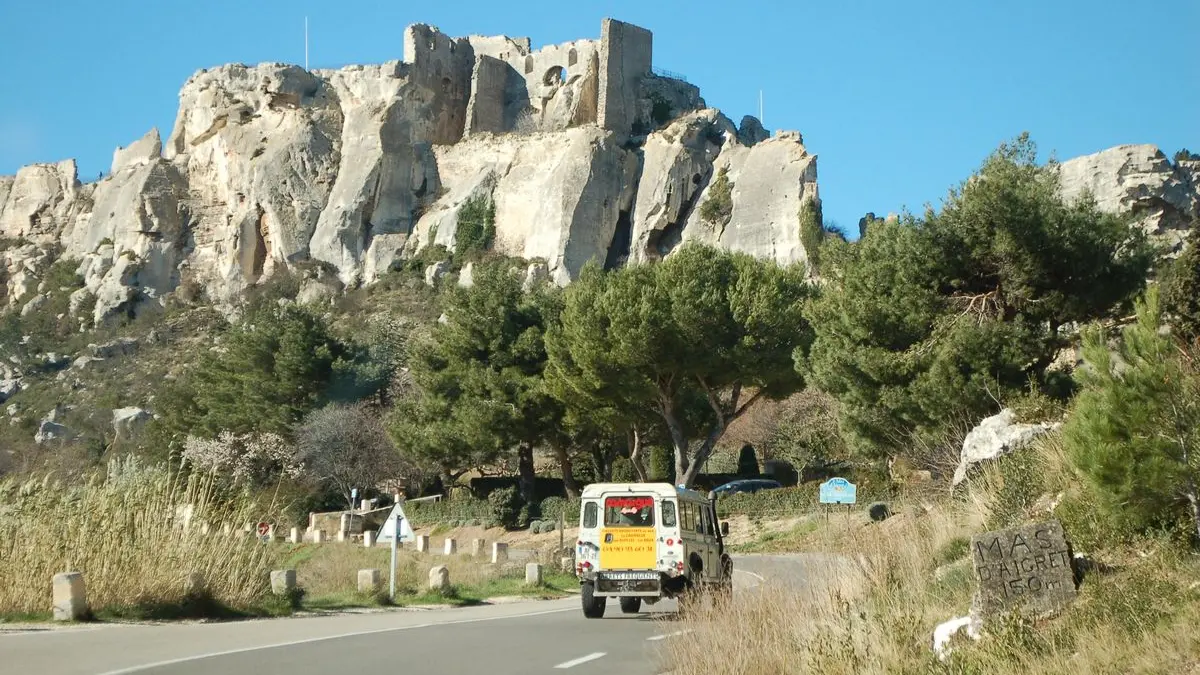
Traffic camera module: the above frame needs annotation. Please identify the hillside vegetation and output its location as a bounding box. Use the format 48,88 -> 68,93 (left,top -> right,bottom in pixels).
3,133 -> 1200,655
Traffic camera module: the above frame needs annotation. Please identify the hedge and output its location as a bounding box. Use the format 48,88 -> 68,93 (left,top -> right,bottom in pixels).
403,497 -> 494,526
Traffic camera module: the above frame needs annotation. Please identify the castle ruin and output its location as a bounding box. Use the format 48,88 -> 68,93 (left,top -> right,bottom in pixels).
398,18 -> 702,142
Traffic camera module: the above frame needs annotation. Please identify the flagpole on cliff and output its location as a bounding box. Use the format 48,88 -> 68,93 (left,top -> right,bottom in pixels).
759,90 -> 763,126
305,16 -> 309,71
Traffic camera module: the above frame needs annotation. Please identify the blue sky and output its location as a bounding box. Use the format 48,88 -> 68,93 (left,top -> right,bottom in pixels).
1,0 -> 1196,235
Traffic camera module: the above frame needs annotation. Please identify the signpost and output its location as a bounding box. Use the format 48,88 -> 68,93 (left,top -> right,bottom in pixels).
818,477 -> 857,521
377,501 -> 415,600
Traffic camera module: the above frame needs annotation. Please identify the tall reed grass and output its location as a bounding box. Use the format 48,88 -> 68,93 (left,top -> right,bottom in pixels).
0,457 -> 276,616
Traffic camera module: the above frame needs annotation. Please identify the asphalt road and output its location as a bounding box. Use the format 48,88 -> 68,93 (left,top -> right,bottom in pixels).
0,553 -> 857,675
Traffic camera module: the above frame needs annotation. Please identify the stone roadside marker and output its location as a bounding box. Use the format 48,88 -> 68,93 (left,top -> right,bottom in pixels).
471,538 -> 487,557
271,570 -> 296,596
429,565 -> 450,592
363,531 -> 375,548
971,518 -> 1077,619
525,563 -> 543,586
444,538 -> 457,555
491,542 -> 508,564
52,572 -> 87,621
184,572 -> 205,595
312,530 -> 325,544
358,569 -> 381,593
290,527 -> 302,544
416,534 -> 430,553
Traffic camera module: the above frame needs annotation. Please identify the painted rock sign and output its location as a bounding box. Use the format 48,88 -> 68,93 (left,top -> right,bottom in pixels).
971,519 -> 1077,619
818,477 -> 857,505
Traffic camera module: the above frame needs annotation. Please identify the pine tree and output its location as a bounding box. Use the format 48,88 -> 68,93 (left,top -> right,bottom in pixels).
1064,286 -> 1200,544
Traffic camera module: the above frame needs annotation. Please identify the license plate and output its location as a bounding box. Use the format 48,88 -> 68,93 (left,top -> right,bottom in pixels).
601,571 -> 658,581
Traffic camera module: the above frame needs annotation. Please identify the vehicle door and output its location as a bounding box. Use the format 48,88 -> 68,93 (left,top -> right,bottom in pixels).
699,502 -> 717,578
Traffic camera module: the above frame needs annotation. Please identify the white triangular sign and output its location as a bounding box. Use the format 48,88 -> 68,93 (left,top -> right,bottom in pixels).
376,502 -> 415,543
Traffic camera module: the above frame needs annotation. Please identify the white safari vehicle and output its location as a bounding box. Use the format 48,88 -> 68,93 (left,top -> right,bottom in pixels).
574,482 -> 733,618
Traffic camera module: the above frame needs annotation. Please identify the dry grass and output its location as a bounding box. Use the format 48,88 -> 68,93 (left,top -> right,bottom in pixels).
0,457 -> 276,617
661,439 -> 1200,674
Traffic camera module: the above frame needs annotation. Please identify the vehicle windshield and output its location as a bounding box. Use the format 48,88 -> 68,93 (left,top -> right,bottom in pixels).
603,496 -> 655,527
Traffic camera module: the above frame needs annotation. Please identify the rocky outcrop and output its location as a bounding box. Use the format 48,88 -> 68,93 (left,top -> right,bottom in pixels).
952,409 -> 1059,486
112,407 -> 151,441
0,160 -> 88,245
1057,144 -> 1199,255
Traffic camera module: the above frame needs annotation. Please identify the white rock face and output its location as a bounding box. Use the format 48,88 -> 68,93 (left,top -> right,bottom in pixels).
165,64 -> 344,305
0,160 -> 85,244
1057,144 -> 1198,254
678,130 -> 818,269
952,409 -> 1058,486
111,128 -> 163,174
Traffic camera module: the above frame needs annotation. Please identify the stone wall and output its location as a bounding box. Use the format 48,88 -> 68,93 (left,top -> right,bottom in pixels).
403,24 -> 475,145
466,56 -> 514,136
598,19 -> 653,136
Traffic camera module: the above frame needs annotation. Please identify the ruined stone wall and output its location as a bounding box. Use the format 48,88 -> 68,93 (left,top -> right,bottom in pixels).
403,24 -> 475,144
598,19 -> 652,136
466,55 -> 511,136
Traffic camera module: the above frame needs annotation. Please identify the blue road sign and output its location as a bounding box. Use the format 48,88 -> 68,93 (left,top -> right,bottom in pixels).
819,477 -> 857,505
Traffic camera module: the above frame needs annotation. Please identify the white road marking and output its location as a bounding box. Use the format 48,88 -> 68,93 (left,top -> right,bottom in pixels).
554,652 -> 607,669
734,569 -> 766,582
94,606 -> 577,675
646,629 -> 692,641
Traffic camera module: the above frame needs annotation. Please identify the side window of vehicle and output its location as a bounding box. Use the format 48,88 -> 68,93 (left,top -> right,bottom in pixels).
682,503 -> 693,532
583,501 -> 598,528
697,505 -> 708,534
662,500 -> 677,527
703,506 -> 715,536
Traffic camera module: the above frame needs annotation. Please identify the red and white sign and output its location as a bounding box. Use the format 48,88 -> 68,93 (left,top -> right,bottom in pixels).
256,522 -> 271,537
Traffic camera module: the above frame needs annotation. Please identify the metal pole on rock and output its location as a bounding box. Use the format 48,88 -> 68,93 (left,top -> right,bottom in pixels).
390,517 -> 401,600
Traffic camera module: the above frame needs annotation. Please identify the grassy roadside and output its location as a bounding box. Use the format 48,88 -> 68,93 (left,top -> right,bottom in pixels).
661,438 -> 1200,674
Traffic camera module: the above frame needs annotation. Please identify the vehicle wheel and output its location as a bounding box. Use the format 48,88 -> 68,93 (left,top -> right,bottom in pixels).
581,581 -> 606,619
619,597 -> 642,614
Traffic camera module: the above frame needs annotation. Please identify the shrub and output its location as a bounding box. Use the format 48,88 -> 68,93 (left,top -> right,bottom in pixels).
611,457 -> 636,482
403,497 -> 493,527
454,194 -> 496,261
736,444 -> 759,477
698,166 -> 733,227
648,446 -> 674,482
488,486 -> 523,530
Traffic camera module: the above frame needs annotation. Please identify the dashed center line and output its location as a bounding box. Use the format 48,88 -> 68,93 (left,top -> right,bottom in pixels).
647,629 -> 693,641
554,652 -> 607,669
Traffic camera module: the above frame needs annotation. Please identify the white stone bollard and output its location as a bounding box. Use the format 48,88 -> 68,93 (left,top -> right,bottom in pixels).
270,570 -> 296,596
363,531 -> 375,548
358,569 -> 381,593
52,572 -> 87,621
416,534 -> 430,553
429,565 -> 450,592
312,530 -> 325,544
200,523 -> 211,536
491,542 -> 509,564
290,527 -> 302,544
337,529 -> 348,543
471,538 -> 487,557
443,538 -> 457,555
525,563 -> 543,586
560,556 -> 574,573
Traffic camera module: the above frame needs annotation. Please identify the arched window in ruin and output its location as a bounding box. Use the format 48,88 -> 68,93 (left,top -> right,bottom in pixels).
543,65 -> 565,86
568,48 -> 578,66
524,55 -> 534,74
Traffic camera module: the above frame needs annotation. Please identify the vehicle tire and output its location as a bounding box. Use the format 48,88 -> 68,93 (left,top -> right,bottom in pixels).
619,597 -> 642,614
581,581 -> 606,619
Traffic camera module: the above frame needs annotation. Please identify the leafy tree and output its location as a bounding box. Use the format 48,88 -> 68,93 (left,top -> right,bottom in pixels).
545,243 -> 813,487
153,301 -> 349,444
1174,148 -> 1200,163
801,134 -> 1154,459
760,389 -> 847,473
649,446 -> 675,482
1064,286 -> 1200,544
295,401 -> 417,510
388,257 -> 570,501
1160,217 -> 1200,339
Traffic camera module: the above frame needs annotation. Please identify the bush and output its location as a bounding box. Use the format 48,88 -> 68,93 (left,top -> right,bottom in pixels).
698,166 -> 733,227
649,446 -> 675,482
611,457 -> 636,482
454,195 -> 496,261
737,444 -> 759,477
404,497 -> 493,527
488,487 -> 524,530
715,487 -> 815,518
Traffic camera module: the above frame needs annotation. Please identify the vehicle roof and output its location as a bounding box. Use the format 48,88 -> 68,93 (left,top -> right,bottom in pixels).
580,482 -> 709,501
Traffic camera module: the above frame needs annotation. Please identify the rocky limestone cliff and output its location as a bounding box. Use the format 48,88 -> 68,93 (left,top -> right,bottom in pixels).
1057,144 -> 1198,255
0,19 -> 812,323
0,19 -> 1193,328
